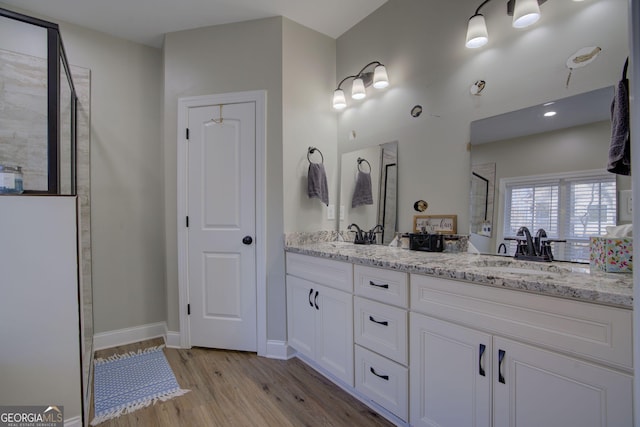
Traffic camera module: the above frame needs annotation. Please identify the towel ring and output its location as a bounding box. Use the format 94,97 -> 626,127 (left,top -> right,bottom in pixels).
308,147 -> 324,164
357,157 -> 371,173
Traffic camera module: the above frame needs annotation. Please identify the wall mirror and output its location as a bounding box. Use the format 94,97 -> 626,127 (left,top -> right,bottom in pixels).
469,86 -> 631,261
339,141 -> 398,244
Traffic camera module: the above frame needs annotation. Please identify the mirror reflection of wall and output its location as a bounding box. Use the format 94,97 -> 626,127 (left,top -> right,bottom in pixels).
339,141 -> 398,244
471,118 -> 631,260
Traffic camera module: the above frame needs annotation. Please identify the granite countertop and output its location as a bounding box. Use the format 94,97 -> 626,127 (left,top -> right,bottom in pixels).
285,241 -> 634,309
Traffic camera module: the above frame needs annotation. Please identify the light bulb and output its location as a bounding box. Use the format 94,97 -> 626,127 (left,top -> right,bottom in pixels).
513,0 -> 541,28
373,65 -> 389,89
466,14 -> 489,48
332,89 -> 347,110
351,78 -> 366,100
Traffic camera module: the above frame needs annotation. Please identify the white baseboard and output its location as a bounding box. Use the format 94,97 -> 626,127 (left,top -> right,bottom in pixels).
165,328 -> 182,348
93,322 -> 167,351
265,340 -> 296,360
65,416 -> 82,427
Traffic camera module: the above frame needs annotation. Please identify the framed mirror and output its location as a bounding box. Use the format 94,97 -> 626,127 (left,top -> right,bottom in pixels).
469,86 -> 631,261
339,141 -> 398,244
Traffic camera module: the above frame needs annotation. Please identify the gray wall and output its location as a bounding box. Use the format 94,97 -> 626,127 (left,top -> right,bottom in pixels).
59,22 -> 166,334
282,18 -> 338,233
336,0 -> 628,234
163,17 -> 285,336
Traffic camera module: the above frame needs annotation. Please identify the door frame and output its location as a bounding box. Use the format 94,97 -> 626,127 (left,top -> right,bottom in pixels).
177,90 -> 267,355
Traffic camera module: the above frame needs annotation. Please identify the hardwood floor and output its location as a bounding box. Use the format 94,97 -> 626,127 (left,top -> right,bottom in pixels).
92,339 -> 394,426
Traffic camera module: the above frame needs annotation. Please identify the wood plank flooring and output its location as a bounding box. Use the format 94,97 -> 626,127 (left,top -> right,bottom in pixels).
91,339 -> 394,426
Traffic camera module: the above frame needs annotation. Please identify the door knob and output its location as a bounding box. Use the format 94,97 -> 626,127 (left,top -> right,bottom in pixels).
242,236 -> 253,245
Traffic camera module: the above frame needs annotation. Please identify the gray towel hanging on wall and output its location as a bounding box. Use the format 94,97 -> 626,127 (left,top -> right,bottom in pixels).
607,57 -> 631,176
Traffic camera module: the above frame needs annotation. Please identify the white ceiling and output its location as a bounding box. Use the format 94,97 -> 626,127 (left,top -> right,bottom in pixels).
0,0 -> 387,48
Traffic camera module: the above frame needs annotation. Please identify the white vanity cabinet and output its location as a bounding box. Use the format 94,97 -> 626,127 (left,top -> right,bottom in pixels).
286,253 -> 354,386
354,265 -> 409,422
410,274 -> 633,427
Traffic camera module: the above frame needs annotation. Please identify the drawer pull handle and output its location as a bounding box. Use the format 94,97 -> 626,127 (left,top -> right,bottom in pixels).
369,316 -> 389,326
479,344 -> 486,377
498,349 -> 506,384
369,280 -> 389,289
370,367 -> 389,381
308,288 -> 314,307
314,291 -> 319,310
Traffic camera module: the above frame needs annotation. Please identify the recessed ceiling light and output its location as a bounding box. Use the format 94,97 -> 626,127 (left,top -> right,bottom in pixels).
543,101 -> 555,106
544,111 -> 557,117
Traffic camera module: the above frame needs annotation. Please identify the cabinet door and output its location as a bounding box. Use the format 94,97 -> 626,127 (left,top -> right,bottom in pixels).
315,284 -> 354,386
493,337 -> 633,427
286,275 -> 316,360
410,313 -> 491,427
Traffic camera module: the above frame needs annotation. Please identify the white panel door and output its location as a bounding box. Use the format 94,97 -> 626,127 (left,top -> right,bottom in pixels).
187,102 -> 257,351
410,313 -> 492,427
493,336 -> 633,427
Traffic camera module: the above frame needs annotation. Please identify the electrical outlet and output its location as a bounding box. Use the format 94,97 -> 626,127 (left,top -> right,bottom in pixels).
327,204 -> 335,220
339,205 -> 345,220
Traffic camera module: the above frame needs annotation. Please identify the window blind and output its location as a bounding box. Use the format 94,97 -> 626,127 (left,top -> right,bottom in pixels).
502,172 -> 616,262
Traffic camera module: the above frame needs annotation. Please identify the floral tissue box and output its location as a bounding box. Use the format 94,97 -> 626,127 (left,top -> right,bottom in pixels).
589,237 -> 633,273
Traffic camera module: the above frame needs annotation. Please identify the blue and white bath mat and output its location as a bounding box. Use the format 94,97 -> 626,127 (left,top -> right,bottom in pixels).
91,345 -> 189,425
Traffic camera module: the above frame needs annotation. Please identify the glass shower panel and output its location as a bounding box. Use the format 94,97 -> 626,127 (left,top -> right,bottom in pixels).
59,58 -> 74,194
0,15 -> 49,192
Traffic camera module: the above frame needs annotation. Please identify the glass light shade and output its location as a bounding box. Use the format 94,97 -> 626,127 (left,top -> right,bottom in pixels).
351,78 -> 366,100
465,14 -> 489,48
332,89 -> 347,110
512,0 -> 541,28
373,65 -> 389,89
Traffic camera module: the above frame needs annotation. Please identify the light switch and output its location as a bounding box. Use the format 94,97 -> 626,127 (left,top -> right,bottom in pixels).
339,205 -> 345,220
619,190 -> 632,222
327,204 -> 335,220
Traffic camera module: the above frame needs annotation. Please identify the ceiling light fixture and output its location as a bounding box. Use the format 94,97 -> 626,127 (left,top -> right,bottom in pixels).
333,61 -> 389,110
544,111 -> 557,117
465,0 -> 547,49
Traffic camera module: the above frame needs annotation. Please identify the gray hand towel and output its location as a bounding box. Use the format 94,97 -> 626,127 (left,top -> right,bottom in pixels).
607,60 -> 631,176
308,162 -> 329,206
352,171 -> 374,208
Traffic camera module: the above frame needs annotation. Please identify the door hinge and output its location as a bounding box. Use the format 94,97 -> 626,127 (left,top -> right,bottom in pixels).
186,216 -> 189,227
187,304 -> 191,315
186,128 -> 189,140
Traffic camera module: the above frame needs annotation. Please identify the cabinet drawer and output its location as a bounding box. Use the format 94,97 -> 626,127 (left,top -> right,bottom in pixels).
411,274 -> 633,371
354,265 -> 408,307
355,345 -> 408,422
354,297 -> 408,365
286,252 -> 353,293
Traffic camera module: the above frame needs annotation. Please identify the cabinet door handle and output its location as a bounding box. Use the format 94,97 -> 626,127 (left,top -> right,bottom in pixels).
369,315 -> 389,326
314,291 -> 319,310
479,344 -> 486,377
369,280 -> 389,289
308,288 -> 314,307
498,349 -> 506,384
370,367 -> 389,381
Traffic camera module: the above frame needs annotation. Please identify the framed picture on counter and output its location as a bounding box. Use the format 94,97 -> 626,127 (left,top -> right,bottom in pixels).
413,215 -> 457,234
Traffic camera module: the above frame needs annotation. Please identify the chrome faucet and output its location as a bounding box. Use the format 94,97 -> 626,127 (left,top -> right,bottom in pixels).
497,243 -> 507,254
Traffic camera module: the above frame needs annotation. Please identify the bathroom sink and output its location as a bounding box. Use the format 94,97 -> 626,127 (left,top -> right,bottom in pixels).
475,266 -> 560,276
470,257 -> 586,276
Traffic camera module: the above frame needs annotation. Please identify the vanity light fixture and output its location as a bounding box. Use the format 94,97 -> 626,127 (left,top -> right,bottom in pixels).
465,0 -> 547,49
333,61 -> 389,110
